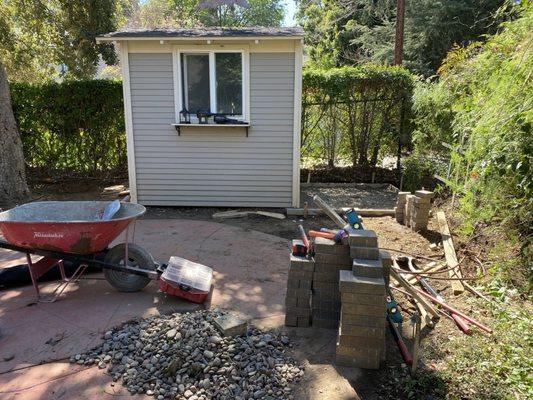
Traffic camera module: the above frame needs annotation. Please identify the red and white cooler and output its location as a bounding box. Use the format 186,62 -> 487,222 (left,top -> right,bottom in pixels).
158,256 -> 213,303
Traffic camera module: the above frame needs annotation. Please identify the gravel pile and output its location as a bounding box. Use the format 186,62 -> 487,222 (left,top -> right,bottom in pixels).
70,310 -> 304,400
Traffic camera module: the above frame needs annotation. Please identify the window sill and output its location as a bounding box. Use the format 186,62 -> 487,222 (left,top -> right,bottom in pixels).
171,123 -> 251,136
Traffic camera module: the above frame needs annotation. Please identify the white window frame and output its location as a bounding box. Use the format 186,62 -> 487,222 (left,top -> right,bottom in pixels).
173,46 -> 250,123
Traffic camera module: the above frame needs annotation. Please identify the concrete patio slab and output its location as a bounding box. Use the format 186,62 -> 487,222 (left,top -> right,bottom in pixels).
0,219 -> 358,400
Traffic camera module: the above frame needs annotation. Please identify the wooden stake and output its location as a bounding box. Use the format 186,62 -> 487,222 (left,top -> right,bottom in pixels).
410,313 -> 421,375
312,195 -> 346,228
390,266 -> 441,320
436,211 -> 464,294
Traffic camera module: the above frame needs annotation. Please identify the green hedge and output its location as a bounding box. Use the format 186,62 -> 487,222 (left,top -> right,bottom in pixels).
301,65 -> 415,167
11,79 -> 126,177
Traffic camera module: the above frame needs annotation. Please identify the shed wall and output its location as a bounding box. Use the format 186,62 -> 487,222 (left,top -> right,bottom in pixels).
128,52 -> 295,206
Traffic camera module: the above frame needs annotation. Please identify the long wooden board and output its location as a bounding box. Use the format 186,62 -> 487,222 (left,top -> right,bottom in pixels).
286,207 -> 395,217
436,211 -> 465,294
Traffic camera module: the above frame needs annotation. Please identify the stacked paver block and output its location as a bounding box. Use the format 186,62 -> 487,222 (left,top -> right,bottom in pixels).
409,190 -> 434,231
285,249 -> 314,328
337,270 -> 387,369
404,195 -> 415,228
394,191 -> 410,223
311,237 -> 351,329
335,229 -> 387,369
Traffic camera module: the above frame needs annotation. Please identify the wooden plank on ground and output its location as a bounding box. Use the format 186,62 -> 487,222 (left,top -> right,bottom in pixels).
436,211 -> 465,294
286,208 -> 395,217
254,211 -> 286,219
212,210 -> 250,219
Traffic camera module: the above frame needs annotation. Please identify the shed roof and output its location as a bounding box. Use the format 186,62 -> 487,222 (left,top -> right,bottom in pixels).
97,27 -> 304,41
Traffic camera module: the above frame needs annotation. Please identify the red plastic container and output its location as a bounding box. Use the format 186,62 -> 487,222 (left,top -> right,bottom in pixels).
158,256 -> 213,303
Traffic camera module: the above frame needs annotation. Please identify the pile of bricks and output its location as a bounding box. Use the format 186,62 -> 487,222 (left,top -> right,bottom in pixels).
311,237 -> 351,329
284,250 -> 314,328
395,190 -> 434,231
336,230 -> 387,369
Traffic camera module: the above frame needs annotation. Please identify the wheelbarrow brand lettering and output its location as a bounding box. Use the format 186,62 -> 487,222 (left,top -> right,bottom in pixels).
34,232 -> 64,238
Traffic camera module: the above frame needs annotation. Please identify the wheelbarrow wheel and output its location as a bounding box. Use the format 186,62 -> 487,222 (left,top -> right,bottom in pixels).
104,243 -> 155,292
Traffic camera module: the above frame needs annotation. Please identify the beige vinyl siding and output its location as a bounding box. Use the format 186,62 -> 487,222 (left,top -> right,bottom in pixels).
129,52 -> 295,207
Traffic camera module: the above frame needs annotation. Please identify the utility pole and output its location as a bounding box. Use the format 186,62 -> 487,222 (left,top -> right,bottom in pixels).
394,0 -> 405,65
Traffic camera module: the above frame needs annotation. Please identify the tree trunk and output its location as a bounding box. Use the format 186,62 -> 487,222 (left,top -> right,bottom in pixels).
0,60 -> 30,206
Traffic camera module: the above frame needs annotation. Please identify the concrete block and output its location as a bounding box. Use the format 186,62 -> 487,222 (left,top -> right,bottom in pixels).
338,331 -> 385,348
288,269 -> 314,281
336,343 -> 382,359
285,306 -> 311,318
313,299 -> 341,310
348,230 -> 378,248
285,295 -> 311,308
339,323 -> 385,338
313,237 -> 350,254
313,270 -> 339,283
397,191 -> 410,201
287,279 -> 312,290
286,287 -> 312,298
313,318 -> 338,329
341,292 -> 386,306
379,250 -> 391,285
312,308 -> 340,320
335,354 -> 380,370
341,303 -> 386,318
312,280 -> 338,292
352,258 -> 384,278
313,288 -> 341,302
284,314 -> 297,327
415,190 -> 434,200
350,246 -> 380,260
290,254 -> 315,272
313,253 -> 352,266
297,316 -> 311,327
214,314 -> 248,337
339,270 -> 386,294
339,312 -> 387,328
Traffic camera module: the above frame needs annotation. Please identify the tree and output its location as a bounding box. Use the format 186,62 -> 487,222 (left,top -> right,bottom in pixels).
297,0 -> 508,76
128,0 -> 285,28
0,0 -> 129,204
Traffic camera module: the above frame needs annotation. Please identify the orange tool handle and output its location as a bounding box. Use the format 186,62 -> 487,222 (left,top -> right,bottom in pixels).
413,287 -> 492,333
451,313 -> 471,334
308,230 -> 335,239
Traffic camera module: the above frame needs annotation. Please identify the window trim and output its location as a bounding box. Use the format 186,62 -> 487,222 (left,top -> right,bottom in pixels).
173,46 -> 250,123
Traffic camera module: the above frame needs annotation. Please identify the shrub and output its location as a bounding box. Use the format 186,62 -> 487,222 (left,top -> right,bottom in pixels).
11,79 -> 126,178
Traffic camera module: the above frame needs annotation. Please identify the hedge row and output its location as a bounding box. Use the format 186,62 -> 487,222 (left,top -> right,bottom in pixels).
11,79 -> 126,178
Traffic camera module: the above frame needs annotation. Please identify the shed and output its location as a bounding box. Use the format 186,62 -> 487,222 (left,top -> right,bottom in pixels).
97,27 -> 303,207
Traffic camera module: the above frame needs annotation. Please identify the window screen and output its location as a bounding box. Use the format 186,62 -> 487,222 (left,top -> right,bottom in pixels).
182,54 -> 210,113
215,53 -> 242,115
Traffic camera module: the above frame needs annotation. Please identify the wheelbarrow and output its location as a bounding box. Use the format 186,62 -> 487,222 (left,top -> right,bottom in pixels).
0,201 -> 212,303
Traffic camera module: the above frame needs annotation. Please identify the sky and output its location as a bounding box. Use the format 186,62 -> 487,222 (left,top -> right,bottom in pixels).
283,0 -> 297,27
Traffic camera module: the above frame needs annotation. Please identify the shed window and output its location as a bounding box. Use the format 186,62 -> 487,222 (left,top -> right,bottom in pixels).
179,51 -> 244,119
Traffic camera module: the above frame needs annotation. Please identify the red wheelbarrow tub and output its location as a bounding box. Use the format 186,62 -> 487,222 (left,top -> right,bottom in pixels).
0,201 -> 146,254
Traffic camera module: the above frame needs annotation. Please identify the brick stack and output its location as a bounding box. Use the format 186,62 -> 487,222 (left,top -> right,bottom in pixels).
311,237 -> 351,329
404,194 -> 415,228
394,191 -> 410,223
409,190 -> 434,231
285,249 -> 314,328
335,229 -> 387,369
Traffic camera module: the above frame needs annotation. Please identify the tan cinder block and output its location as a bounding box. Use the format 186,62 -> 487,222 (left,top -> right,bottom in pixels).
288,269 -> 314,281
339,270 -> 386,294
339,312 -> 387,328
285,306 -> 311,318
287,279 -> 312,290
336,343 -> 382,358
313,299 -> 341,310
338,331 -> 385,348
338,323 -> 386,338
297,316 -> 311,327
348,230 -> 378,248
286,296 -> 311,308
313,236 -> 350,254
284,315 -> 297,327
352,258 -> 384,278
313,270 -> 339,283
312,281 -> 338,292
341,303 -> 386,317
314,253 -> 352,266
290,254 -> 315,272
341,292 -> 386,306
286,287 -> 312,298
415,190 -> 434,200
313,317 -> 338,329
312,308 -> 340,319
350,246 -> 380,260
